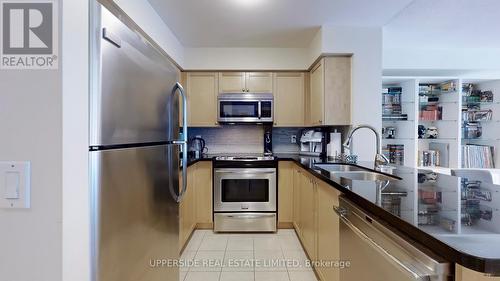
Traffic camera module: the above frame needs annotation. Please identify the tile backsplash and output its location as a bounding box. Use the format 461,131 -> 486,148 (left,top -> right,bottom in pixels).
188,126 -> 349,155
189,126 -> 264,154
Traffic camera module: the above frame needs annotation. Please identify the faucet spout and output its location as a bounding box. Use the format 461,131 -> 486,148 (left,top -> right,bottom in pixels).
343,124 -> 390,170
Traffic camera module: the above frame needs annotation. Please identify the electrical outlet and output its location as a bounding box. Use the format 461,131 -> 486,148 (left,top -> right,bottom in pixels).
291,135 -> 297,144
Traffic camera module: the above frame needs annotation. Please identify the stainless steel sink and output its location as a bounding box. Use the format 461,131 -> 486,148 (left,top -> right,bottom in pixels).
331,171 -> 398,182
314,164 -> 366,172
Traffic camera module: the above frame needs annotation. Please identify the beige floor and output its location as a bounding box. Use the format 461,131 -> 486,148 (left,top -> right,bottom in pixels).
180,229 -> 318,281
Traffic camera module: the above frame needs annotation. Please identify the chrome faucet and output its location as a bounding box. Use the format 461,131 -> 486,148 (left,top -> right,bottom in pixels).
343,124 -> 390,171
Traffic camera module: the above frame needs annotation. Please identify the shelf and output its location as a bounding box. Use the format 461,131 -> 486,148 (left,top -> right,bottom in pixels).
417,166 -> 452,175
463,101 -> 500,106
462,138 -> 500,142
419,120 -> 458,122
383,119 -> 414,123
420,101 -> 458,105
383,138 -> 415,140
418,138 -> 457,141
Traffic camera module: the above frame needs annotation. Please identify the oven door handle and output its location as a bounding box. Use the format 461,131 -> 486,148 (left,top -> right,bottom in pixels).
215,169 -> 276,174
226,214 -> 276,219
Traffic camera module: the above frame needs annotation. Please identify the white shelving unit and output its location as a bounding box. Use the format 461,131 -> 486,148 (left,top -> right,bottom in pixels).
382,77 -> 500,173
461,79 -> 500,168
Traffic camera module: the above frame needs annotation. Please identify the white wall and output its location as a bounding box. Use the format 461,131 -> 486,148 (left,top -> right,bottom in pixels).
62,1 -> 90,281
321,26 -> 383,161
114,0 -> 185,66
383,47 -> 500,74
184,47 -> 309,70
0,12 -> 62,281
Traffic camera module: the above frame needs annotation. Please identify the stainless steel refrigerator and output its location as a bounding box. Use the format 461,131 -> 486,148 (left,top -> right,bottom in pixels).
89,2 -> 187,281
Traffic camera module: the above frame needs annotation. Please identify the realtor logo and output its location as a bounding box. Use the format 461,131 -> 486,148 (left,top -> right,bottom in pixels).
1,1 -> 58,69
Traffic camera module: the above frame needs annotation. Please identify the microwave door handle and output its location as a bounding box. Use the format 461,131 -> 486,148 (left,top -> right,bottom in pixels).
258,101 -> 261,119
333,206 -> 428,281
171,82 -> 188,203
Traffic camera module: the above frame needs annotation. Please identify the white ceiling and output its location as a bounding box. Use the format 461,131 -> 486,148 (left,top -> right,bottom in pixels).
147,0 -> 414,48
383,0 -> 500,49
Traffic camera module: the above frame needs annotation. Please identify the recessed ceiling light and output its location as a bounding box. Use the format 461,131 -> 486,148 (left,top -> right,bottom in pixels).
232,0 -> 264,7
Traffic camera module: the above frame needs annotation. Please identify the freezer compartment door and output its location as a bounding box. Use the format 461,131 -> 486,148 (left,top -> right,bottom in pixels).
90,145 -> 179,281
90,5 -> 180,146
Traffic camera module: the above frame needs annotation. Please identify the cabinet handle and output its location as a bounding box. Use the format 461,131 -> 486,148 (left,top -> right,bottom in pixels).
242,88 -> 245,92
319,120 -> 322,124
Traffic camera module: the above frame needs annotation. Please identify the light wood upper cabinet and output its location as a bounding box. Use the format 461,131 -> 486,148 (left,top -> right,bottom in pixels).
219,72 -> 273,93
195,161 -> 213,227
246,72 -> 273,93
317,180 -> 341,281
185,72 -> 218,127
273,72 -> 306,126
309,57 -> 352,126
278,161 -> 294,225
310,61 -> 325,126
219,72 -> 246,93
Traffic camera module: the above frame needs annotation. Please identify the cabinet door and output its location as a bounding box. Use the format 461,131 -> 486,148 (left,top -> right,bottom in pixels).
278,161 -> 294,225
245,72 -> 273,93
310,60 -> 324,126
317,180 -> 341,281
179,165 -> 196,250
274,72 -> 305,126
293,167 -> 302,236
324,57 -> 351,125
219,72 -> 246,93
300,173 -> 317,260
195,161 -> 213,226
186,72 -> 218,126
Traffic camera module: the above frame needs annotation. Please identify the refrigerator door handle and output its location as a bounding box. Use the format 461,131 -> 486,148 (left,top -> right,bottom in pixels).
170,82 -> 188,203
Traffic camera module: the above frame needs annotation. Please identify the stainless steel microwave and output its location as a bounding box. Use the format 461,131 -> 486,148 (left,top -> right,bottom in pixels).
217,93 -> 273,123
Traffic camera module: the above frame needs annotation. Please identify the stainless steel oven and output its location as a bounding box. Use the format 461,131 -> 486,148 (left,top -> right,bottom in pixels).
213,156 -> 277,232
217,93 -> 273,123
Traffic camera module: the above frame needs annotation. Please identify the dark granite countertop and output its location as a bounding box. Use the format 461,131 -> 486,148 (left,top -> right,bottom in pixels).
186,153 -> 500,274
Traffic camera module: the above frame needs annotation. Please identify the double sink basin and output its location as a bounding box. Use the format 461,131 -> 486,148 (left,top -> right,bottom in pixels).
314,163 -> 401,183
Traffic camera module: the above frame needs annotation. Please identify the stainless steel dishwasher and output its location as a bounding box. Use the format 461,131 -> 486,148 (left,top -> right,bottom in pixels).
334,196 -> 452,281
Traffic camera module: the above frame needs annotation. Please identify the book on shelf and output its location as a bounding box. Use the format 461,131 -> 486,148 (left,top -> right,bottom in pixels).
382,114 -> 408,121
462,144 -> 495,168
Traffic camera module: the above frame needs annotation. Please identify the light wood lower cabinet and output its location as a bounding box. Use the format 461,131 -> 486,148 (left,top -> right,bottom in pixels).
195,161 -> 213,228
456,265 -> 500,281
278,162 -> 294,226
179,165 -> 196,251
316,180 -> 341,281
290,163 -> 341,281
300,171 -> 317,261
179,161 -> 213,251
293,166 -> 303,236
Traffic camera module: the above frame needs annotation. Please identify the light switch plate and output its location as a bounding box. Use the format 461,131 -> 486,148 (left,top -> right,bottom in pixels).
0,162 -> 30,209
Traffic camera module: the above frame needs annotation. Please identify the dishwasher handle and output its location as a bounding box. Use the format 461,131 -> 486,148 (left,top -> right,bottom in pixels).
333,206 -> 431,281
